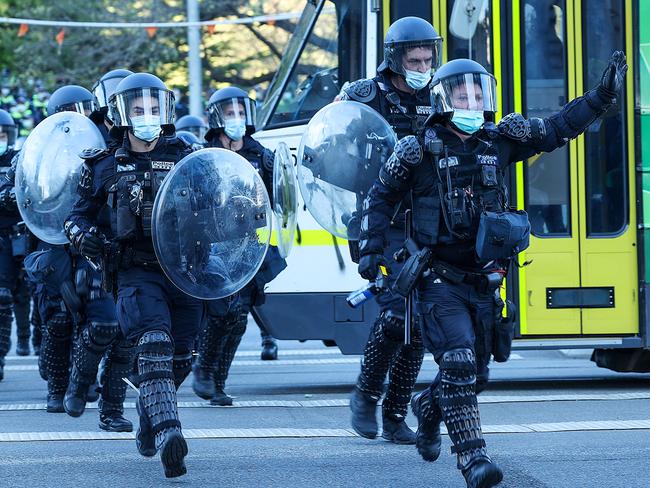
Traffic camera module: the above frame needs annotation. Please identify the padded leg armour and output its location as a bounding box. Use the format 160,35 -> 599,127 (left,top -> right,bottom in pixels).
42,311 -> 73,396
383,326 -> 425,418
31,300 -> 42,352
173,352 -> 193,391
136,331 -> 187,478
213,313 -> 247,390
65,321 -> 119,417
356,311 -> 403,399
0,288 -> 14,361
14,283 -> 31,341
100,338 -> 136,415
439,348 -> 503,487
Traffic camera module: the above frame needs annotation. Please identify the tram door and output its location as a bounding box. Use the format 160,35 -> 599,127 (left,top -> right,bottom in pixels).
515,0 -> 638,336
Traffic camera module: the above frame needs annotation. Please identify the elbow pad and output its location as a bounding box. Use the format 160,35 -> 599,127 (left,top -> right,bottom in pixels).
379,136 -> 422,191
497,113 -> 546,143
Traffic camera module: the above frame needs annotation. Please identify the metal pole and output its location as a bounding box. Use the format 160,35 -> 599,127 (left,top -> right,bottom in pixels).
187,0 -> 202,117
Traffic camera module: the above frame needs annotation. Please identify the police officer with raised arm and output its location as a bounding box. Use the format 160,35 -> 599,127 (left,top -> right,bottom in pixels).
358,52 -> 627,487
339,16 -> 442,445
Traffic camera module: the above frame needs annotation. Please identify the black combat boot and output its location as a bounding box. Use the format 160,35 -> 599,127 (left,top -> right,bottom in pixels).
64,321 -> 118,417
210,388 -> 234,406
16,337 -> 30,356
260,335 -> 278,360
439,348 -> 503,488
349,387 -> 379,439
410,388 -> 442,461
137,331 -> 188,478
381,413 -> 416,444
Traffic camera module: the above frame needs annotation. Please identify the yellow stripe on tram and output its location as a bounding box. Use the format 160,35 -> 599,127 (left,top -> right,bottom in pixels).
264,229 -> 347,247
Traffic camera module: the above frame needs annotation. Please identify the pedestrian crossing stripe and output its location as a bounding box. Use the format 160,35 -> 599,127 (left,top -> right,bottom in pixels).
1,419 -> 650,443
1,391 -> 649,411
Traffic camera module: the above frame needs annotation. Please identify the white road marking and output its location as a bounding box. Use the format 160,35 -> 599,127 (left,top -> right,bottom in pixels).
1,419 -> 650,443
1,391 -> 649,412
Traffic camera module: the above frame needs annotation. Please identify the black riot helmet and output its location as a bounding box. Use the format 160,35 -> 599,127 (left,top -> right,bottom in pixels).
176,130 -> 203,148
378,17 -> 443,76
175,114 -> 208,140
430,58 -> 497,123
206,86 -> 256,140
0,109 -> 17,154
91,68 -> 133,123
108,72 -> 175,132
46,85 -> 98,117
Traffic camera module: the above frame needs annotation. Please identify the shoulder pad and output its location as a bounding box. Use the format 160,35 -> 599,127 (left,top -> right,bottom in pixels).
394,135 -> 422,166
341,79 -> 377,103
497,113 -> 546,142
262,148 -> 275,172
79,147 -> 110,162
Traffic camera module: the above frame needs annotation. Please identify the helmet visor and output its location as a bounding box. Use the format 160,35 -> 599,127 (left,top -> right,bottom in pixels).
93,77 -> 124,108
386,38 -> 443,75
207,97 -> 256,129
431,73 -> 497,113
110,88 -> 175,128
183,125 -> 207,140
56,100 -> 98,117
0,125 -> 17,148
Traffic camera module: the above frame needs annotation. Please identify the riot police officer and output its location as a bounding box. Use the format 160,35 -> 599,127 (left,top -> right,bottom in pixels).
339,16 -> 442,444
358,52 -> 628,487
192,87 -> 286,406
65,73 -> 202,478
175,114 -> 207,141
0,109 -> 20,378
62,69 -> 135,432
21,85 -> 100,412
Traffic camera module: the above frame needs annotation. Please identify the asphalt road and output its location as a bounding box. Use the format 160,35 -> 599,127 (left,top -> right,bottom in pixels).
1,322 -> 649,488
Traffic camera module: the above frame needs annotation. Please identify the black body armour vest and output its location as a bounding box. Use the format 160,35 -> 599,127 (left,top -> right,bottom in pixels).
107,139 -> 187,249
412,128 -> 508,263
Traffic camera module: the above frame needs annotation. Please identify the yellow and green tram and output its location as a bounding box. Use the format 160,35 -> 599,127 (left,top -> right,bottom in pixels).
253,0 -> 650,372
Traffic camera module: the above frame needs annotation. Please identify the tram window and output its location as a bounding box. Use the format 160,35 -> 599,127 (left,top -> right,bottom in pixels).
268,0 -> 363,127
447,0 -> 493,72
583,0 -> 628,236
523,0 -> 571,237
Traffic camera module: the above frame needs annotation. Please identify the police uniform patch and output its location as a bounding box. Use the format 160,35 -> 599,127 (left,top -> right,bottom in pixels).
416,106 -> 432,115
476,154 -> 498,166
117,163 -> 136,172
439,156 -> 459,169
151,161 -> 174,170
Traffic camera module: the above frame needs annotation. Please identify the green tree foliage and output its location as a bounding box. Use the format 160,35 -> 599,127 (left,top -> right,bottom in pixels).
0,0 -> 304,93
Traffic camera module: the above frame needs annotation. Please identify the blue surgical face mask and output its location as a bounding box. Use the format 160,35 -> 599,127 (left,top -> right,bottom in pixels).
451,109 -> 484,134
404,69 -> 431,91
130,115 -> 161,142
0,141 -> 7,156
224,119 -> 246,141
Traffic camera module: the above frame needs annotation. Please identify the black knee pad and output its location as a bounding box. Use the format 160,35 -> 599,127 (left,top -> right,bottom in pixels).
440,348 -> 477,385
378,311 -> 405,342
87,321 -> 120,347
137,330 -> 173,357
45,311 -> 73,339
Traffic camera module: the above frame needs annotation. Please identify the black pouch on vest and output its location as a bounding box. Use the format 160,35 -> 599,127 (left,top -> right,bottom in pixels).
116,177 -> 138,241
475,210 -> 530,261
10,222 -> 29,258
493,298 -> 516,362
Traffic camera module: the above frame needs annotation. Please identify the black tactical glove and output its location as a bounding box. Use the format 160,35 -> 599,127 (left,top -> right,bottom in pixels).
358,253 -> 390,280
78,232 -> 104,258
599,50 -> 628,96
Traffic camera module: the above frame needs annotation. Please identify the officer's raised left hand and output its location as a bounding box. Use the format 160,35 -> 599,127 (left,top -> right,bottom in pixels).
600,50 -> 628,95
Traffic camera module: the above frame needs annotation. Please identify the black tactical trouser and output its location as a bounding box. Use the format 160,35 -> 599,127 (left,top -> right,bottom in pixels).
416,270 -> 503,470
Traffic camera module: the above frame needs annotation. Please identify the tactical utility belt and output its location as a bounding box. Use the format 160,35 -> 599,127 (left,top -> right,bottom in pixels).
430,261 -> 505,295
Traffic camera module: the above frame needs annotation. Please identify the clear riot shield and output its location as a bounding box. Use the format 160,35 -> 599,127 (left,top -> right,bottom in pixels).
152,148 -> 271,300
15,112 -> 107,245
273,142 -> 297,258
297,101 -> 396,240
